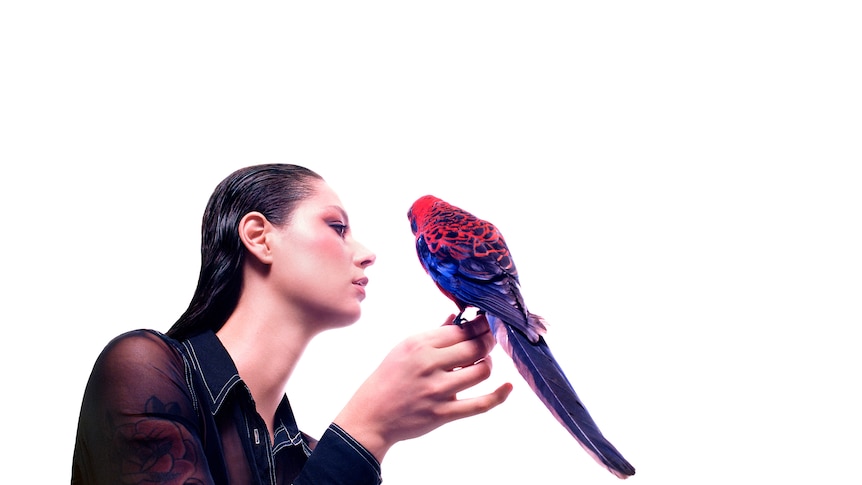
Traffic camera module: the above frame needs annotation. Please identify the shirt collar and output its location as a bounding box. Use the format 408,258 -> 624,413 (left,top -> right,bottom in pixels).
180,330 -> 307,451
181,330 -> 243,414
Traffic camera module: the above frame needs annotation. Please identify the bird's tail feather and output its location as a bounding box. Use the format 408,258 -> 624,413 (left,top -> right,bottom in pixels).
488,314 -> 635,479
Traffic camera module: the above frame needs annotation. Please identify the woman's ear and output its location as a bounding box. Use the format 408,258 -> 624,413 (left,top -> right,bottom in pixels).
238,211 -> 274,265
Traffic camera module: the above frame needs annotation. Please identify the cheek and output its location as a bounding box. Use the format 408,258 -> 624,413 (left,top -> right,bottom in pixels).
298,235 -> 350,271
315,229 -> 355,255
312,237 -> 346,260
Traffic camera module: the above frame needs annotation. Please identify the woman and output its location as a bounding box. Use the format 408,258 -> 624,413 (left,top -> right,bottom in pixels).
71,164 -> 512,484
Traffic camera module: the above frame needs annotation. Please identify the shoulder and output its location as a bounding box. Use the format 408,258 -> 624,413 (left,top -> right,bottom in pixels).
103,328 -> 179,356
94,329 -> 185,375
82,329 -> 196,413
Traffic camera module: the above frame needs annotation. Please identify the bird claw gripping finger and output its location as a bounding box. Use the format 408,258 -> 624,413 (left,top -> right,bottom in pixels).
451,310 -> 486,327
451,313 -> 467,327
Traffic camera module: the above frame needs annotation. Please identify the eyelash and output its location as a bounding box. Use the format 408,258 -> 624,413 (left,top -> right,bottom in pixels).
331,223 -> 348,238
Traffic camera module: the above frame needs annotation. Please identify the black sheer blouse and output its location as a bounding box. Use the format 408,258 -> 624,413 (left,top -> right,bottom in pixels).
72,329 -> 381,484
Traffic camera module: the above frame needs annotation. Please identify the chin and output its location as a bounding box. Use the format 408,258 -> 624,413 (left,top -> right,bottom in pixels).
327,308 -> 363,329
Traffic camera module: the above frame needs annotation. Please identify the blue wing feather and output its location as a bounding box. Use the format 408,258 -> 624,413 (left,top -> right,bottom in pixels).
416,233 -> 545,341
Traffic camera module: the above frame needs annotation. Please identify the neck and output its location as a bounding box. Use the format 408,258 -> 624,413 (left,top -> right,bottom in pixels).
216,299 -> 316,438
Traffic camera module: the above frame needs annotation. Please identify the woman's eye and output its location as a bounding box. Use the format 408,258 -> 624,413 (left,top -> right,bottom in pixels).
331,224 -> 347,238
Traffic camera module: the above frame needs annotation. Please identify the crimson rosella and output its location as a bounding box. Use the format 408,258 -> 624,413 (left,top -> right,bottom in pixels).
407,195 -> 635,479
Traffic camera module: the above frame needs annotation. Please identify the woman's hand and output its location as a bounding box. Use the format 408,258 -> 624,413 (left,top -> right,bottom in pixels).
333,313 -> 513,462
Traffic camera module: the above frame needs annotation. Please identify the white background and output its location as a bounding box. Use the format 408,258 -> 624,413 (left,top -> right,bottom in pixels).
2,2 -> 860,483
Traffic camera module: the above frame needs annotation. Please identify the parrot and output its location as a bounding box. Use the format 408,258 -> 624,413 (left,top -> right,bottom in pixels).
407,194 -> 635,479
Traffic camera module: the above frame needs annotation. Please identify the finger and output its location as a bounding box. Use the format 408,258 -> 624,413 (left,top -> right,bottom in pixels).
442,354 -> 496,394
438,314 -> 458,327
438,382 -> 514,421
436,329 -> 497,371
426,313 -> 491,349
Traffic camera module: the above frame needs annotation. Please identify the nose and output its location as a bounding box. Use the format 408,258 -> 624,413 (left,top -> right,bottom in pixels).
354,240 -> 376,268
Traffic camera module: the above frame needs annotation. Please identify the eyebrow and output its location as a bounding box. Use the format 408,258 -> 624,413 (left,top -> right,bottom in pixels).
325,205 -> 350,224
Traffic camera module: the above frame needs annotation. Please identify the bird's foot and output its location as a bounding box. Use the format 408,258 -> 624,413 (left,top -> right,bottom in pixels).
451,309 -> 485,327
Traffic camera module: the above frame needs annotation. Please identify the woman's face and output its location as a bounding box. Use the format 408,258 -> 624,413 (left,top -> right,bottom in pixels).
268,179 -> 376,330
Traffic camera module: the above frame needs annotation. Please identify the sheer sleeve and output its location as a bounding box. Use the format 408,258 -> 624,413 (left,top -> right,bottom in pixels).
72,330 -> 215,485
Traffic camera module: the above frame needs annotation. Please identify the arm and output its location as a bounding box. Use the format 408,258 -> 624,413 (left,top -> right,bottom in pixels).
72,330 -> 215,485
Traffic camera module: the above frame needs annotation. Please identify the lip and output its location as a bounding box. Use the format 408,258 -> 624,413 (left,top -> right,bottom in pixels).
353,277 -> 369,298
